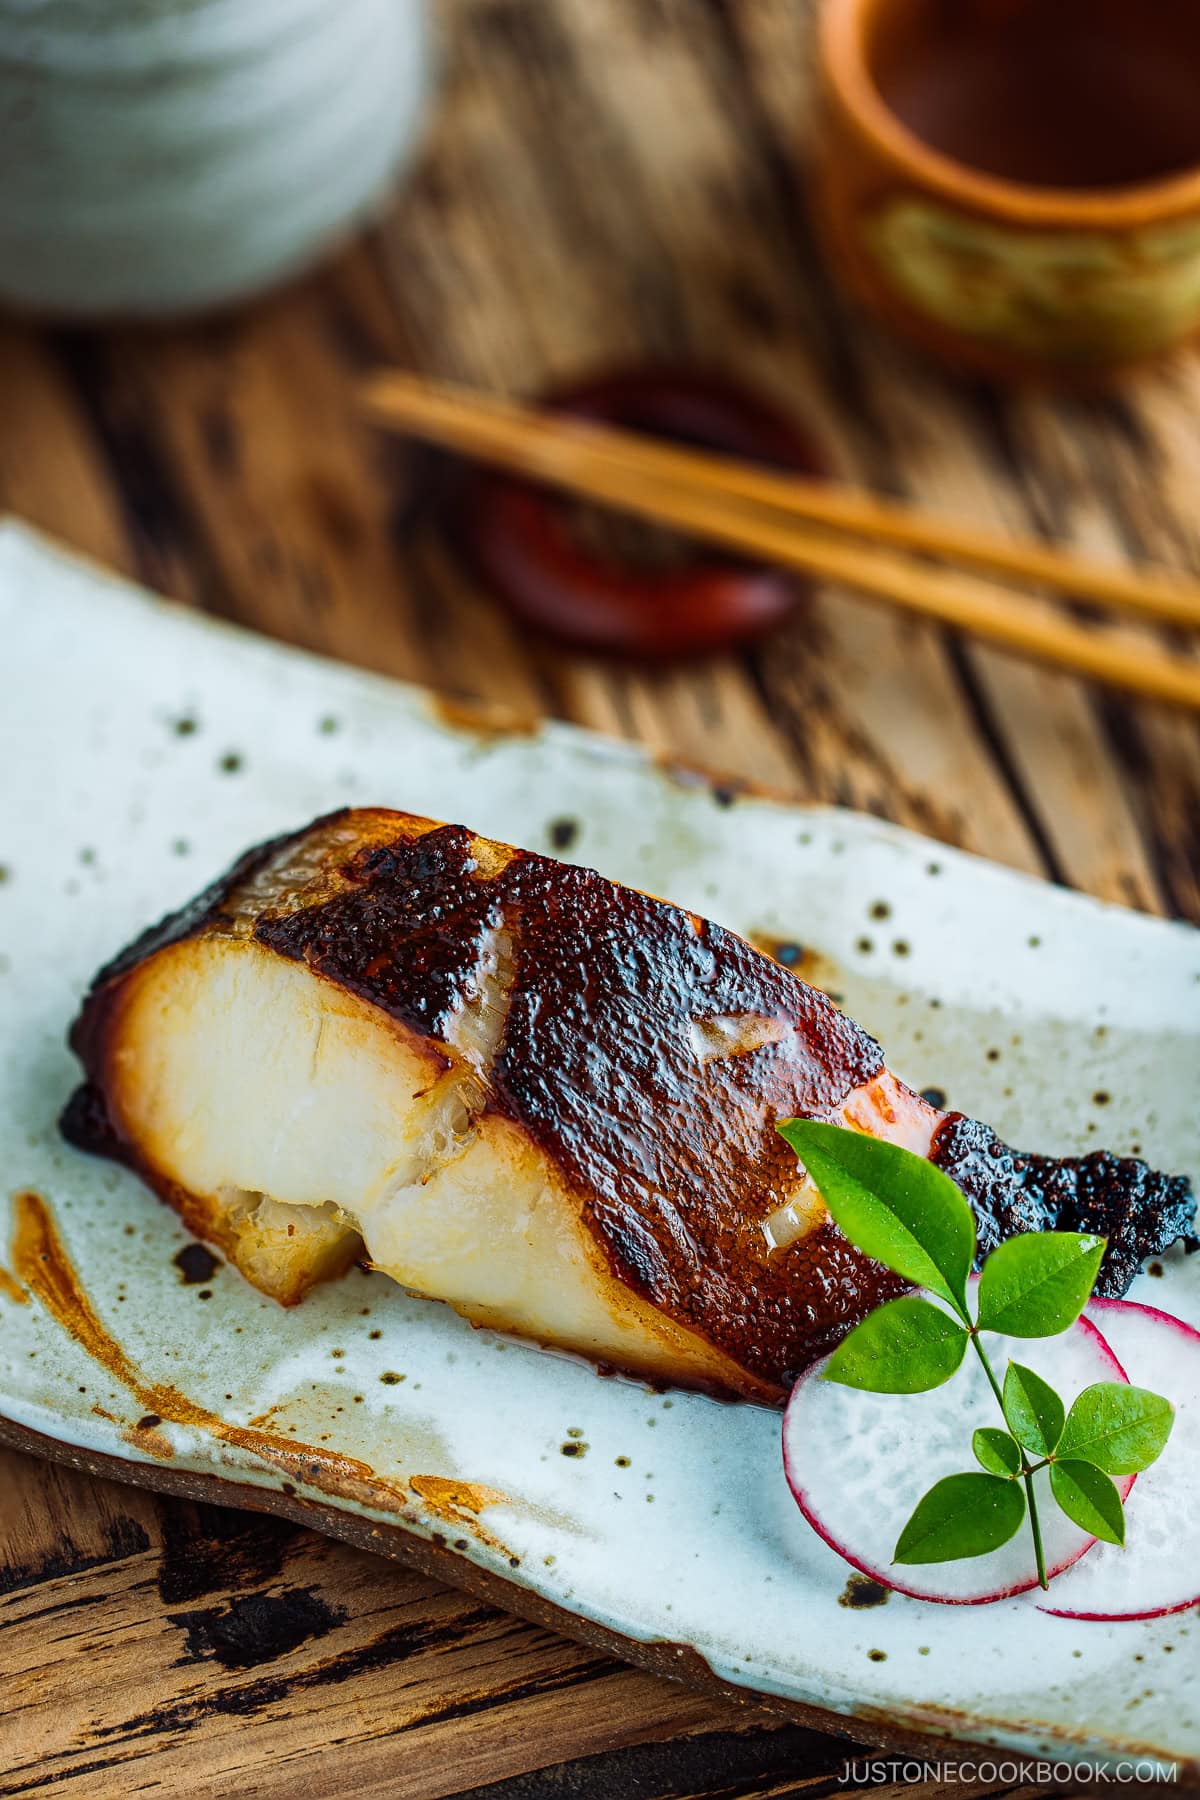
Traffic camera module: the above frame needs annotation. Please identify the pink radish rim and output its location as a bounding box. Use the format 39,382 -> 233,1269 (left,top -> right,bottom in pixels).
1039,1296 -> 1200,1623
1042,1593 -> 1200,1624
783,1312 -> 1131,1606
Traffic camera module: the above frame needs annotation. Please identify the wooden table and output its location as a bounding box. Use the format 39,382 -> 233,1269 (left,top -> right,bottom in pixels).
2,2 -> 1197,1795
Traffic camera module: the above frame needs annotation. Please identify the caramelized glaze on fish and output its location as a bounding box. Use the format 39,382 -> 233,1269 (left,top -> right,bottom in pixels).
62,809 -> 1195,1403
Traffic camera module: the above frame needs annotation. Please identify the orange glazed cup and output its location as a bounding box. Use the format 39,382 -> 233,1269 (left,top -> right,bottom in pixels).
816,0 -> 1200,379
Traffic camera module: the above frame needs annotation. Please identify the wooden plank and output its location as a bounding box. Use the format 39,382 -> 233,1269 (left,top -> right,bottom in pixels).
0,1446 -> 158,1596
0,328 -> 130,576
0,1447 -> 786,1800
722,0 -> 1198,916
365,0 -> 1046,871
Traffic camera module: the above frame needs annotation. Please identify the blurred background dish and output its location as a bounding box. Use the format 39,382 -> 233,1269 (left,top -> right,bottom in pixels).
818,0 -> 1200,375
460,366 -> 825,657
0,0 -> 431,315
362,367 -> 1200,702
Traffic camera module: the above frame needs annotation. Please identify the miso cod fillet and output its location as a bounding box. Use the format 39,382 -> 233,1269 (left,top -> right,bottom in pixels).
62,808 -> 1195,1404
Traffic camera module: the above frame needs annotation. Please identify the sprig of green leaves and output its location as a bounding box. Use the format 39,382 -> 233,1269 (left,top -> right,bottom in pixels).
777,1118 -> 1174,1588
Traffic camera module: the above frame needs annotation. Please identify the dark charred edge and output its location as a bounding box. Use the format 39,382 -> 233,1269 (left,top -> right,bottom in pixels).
3,1417 -> 1193,1790
456,1723 -> 855,1800
931,1113 -> 1198,1294
59,1080 -> 129,1164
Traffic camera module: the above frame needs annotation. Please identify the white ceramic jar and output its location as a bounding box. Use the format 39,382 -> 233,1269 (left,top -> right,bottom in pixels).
0,0 -> 432,315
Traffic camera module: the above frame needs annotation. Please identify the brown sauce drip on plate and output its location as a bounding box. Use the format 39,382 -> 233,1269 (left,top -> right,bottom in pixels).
431,695 -> 540,739
12,1190 -> 409,1513
408,1475 -> 514,1560
0,1264 -> 28,1305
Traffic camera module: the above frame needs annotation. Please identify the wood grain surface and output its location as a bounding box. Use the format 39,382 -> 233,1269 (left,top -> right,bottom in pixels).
2,1 -> 1197,1795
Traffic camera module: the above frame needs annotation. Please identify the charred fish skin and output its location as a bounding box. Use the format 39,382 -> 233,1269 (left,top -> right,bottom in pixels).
61,808 -> 1196,1401
932,1114 -> 1198,1295
255,822 -> 909,1388
61,808 -> 905,1399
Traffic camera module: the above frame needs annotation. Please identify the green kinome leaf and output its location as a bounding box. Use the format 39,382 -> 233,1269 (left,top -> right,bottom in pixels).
894,1472 -> 1026,1565
777,1121 -> 975,1315
1003,1361 -> 1065,1457
825,1296 -> 967,1393
975,1231 -> 1106,1337
973,1427 -> 1022,1477
1058,1383 -> 1175,1476
1049,1460 -> 1126,1547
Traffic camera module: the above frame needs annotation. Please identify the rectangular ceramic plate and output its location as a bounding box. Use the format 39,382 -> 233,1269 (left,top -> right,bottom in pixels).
1,523 -> 1197,1774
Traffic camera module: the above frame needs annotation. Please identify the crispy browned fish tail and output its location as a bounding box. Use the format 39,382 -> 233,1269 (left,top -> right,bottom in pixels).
62,808 -> 1195,1403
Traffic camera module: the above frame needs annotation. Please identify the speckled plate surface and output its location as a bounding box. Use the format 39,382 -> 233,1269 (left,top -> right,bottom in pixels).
1,522 -> 1197,1774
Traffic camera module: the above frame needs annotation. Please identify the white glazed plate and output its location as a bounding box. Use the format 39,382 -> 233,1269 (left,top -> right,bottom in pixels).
1,523 -> 1197,1774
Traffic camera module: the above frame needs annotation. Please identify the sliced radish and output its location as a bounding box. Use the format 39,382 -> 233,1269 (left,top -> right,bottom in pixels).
1039,1298 -> 1200,1622
782,1311 -> 1129,1604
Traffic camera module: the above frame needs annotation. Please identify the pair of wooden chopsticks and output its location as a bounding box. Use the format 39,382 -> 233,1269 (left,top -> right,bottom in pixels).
360,371 -> 1200,711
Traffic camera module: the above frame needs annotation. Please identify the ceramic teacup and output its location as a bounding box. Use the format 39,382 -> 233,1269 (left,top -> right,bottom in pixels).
816,0 -> 1200,377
